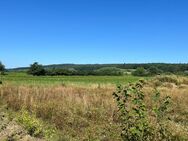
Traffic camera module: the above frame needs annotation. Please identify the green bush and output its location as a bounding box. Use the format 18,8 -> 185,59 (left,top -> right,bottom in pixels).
132,67 -> 148,76
113,81 -> 172,141
148,66 -> 162,75
16,109 -> 57,140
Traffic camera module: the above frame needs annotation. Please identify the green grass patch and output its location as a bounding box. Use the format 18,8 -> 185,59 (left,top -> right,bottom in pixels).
2,72 -> 145,86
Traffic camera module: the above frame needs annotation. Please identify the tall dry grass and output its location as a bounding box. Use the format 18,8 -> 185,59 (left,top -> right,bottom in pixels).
0,84 -> 121,140
143,76 -> 188,139
0,75 -> 188,140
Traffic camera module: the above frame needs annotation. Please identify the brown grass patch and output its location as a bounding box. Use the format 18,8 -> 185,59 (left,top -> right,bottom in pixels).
0,84 -> 120,140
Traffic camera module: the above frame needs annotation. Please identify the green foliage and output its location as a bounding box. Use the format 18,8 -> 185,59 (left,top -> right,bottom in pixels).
95,67 -> 123,76
0,61 -> 5,84
184,70 -> 188,75
10,63 -> 188,75
28,62 -> 46,76
46,68 -> 78,76
16,109 -> 57,140
0,61 -> 5,76
132,67 -> 148,76
0,61 -> 5,72
148,66 -> 162,75
45,67 -> 123,76
113,81 -> 172,141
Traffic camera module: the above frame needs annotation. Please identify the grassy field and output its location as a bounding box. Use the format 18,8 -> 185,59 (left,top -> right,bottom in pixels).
0,73 -> 188,140
0,72 -> 144,140
1,72 -> 143,86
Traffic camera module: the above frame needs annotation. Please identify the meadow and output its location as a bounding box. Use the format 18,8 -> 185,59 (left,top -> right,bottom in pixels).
0,72 -> 143,140
1,72 -> 142,86
0,73 -> 188,140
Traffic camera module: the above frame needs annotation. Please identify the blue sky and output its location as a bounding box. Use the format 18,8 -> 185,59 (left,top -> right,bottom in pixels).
0,0 -> 188,68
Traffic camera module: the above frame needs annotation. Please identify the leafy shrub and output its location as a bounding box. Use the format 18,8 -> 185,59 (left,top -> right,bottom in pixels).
113,81 -> 172,141
16,109 -> 57,140
132,67 -> 148,76
148,66 -> 162,75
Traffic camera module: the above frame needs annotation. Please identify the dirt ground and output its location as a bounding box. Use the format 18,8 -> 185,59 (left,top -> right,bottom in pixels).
0,106 -> 44,141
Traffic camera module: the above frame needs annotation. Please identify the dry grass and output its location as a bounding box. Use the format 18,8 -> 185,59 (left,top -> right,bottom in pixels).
0,75 -> 188,140
143,76 -> 188,140
0,84 -> 121,140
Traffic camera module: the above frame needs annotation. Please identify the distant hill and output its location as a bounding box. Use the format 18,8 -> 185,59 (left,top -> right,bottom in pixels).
9,64 -> 118,71
8,63 -> 188,74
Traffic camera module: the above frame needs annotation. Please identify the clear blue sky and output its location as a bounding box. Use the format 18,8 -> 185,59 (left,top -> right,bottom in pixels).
0,0 -> 188,68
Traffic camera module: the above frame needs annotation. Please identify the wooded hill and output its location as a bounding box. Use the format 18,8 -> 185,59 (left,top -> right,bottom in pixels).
9,63 -> 188,76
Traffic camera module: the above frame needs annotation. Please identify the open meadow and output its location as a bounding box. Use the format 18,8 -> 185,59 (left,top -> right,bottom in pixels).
0,73 -> 143,140
0,73 -> 188,140
1,0 -> 188,140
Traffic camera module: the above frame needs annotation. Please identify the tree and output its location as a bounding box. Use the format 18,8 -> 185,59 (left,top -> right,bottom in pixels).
148,66 -> 162,75
28,62 -> 46,76
0,62 -> 5,84
0,61 -> 5,75
132,67 -> 147,76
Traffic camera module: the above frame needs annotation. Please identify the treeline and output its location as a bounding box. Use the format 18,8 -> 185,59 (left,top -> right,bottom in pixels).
26,62 -> 188,76
38,63 -> 188,74
43,63 -> 188,73
27,62 -> 123,76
